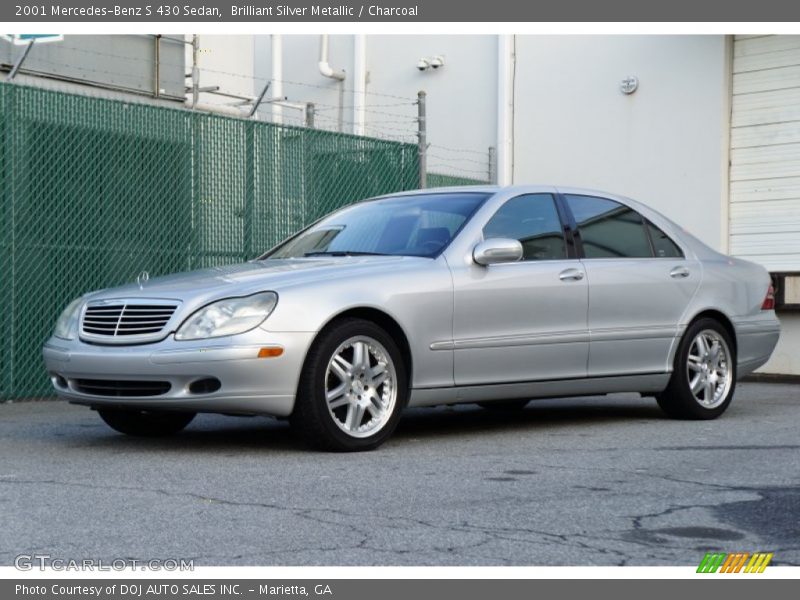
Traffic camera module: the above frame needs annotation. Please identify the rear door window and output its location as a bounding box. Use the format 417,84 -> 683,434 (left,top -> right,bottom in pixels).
564,195 -> 653,259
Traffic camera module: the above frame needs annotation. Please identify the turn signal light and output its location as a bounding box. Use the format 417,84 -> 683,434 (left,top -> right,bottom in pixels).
258,346 -> 284,358
761,284 -> 776,310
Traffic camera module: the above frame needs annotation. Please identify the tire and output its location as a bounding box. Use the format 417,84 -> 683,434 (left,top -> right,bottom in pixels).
477,399 -> 530,411
290,317 -> 408,452
98,409 -> 196,437
656,317 -> 737,420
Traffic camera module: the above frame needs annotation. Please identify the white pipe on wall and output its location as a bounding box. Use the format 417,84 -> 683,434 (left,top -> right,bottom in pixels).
496,34 -> 515,186
319,34 -> 346,131
271,34 -> 283,124
353,34 -> 367,136
319,34 -> 345,81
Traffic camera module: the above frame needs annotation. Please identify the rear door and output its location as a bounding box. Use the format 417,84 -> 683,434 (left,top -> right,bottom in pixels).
562,194 -> 701,377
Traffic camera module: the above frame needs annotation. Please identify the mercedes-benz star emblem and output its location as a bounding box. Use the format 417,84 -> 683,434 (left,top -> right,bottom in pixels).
136,271 -> 150,289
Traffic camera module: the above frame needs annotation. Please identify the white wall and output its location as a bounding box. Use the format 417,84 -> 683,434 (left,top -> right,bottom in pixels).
189,35 -> 255,107
513,35 -> 729,251
365,35 -> 497,178
252,34 -> 497,179
764,314 -> 800,375
254,34 -> 355,127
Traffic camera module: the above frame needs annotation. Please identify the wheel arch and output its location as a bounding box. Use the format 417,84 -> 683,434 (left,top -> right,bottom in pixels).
666,309 -> 738,376
305,307 -> 414,388
686,309 -> 737,353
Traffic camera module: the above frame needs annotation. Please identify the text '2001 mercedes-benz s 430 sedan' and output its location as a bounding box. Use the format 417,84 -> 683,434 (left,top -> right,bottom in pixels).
43,186 -> 781,451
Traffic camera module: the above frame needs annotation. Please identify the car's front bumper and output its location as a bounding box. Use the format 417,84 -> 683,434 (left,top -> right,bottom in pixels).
42,329 -> 316,416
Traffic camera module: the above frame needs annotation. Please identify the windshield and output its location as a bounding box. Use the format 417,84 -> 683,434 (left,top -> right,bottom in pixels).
264,192 -> 490,259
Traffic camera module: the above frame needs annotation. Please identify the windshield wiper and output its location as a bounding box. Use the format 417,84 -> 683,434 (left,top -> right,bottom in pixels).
303,251 -> 390,257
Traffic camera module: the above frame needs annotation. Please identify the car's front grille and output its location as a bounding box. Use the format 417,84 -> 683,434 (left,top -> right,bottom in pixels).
72,379 -> 171,397
82,302 -> 178,338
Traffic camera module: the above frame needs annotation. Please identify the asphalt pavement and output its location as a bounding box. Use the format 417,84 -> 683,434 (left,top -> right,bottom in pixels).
1,382 -> 798,566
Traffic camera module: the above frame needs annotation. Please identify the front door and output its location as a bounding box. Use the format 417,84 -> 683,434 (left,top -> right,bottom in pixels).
450,193 -> 589,386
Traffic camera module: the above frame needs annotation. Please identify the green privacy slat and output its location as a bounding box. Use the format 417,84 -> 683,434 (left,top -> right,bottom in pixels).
426,173 -> 488,188
0,82 -> 440,400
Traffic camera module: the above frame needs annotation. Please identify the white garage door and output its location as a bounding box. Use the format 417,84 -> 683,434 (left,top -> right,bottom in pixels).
730,35 -> 800,272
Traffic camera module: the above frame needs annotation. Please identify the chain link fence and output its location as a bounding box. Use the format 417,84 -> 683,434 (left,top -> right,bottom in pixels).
0,82 -> 421,400
426,144 -> 495,188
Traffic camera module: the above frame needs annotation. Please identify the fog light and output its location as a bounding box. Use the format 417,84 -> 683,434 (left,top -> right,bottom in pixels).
188,377 -> 221,395
53,375 -> 68,389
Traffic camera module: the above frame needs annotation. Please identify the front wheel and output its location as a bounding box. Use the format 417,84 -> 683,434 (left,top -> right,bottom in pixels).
656,318 -> 736,419
290,318 -> 408,451
97,409 -> 195,436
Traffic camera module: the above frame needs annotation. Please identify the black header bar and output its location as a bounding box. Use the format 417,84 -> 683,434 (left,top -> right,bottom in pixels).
4,0 -> 800,22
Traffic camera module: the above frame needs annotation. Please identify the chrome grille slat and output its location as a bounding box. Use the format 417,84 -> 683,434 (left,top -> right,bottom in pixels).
81,300 -> 179,341
83,317 -> 123,321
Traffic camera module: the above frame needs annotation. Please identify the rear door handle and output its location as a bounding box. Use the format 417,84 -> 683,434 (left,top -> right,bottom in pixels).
670,266 -> 690,279
559,268 -> 584,281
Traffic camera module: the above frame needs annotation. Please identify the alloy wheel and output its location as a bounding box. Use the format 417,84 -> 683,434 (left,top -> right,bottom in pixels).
686,329 -> 733,409
325,335 -> 398,438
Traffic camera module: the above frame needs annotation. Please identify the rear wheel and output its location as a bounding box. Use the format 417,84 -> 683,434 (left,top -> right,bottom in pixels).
97,409 -> 195,437
656,318 -> 736,419
290,318 -> 408,451
477,399 -> 530,411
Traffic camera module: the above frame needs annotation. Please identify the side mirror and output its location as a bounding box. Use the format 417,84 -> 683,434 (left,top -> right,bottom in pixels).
473,238 -> 523,266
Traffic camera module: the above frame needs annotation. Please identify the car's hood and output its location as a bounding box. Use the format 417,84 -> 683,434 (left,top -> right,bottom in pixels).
85,256 -> 430,302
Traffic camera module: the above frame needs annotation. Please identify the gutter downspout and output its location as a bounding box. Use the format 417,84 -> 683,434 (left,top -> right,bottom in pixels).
497,34 -> 515,186
318,34 -> 346,132
318,34 -> 346,81
271,34 -> 283,124
353,34 -> 367,137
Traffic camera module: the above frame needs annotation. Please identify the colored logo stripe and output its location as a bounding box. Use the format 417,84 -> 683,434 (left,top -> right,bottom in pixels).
697,552 -> 773,573
719,553 -> 749,573
744,552 -> 773,573
697,553 -> 726,573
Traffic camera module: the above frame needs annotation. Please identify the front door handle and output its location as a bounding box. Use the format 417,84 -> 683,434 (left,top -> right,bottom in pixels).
670,266 -> 690,279
559,268 -> 584,281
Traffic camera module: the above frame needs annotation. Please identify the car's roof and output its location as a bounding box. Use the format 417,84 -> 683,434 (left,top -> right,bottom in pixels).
380,184 -> 629,198
375,185 -> 501,198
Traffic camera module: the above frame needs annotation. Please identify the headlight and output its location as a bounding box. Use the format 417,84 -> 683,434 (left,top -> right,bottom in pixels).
175,292 -> 278,341
53,297 -> 84,340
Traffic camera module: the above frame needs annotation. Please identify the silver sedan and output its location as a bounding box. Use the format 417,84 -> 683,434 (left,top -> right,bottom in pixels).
43,186 -> 781,451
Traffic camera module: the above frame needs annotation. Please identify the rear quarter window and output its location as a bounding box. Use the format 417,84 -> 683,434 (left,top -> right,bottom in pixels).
646,220 -> 684,258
